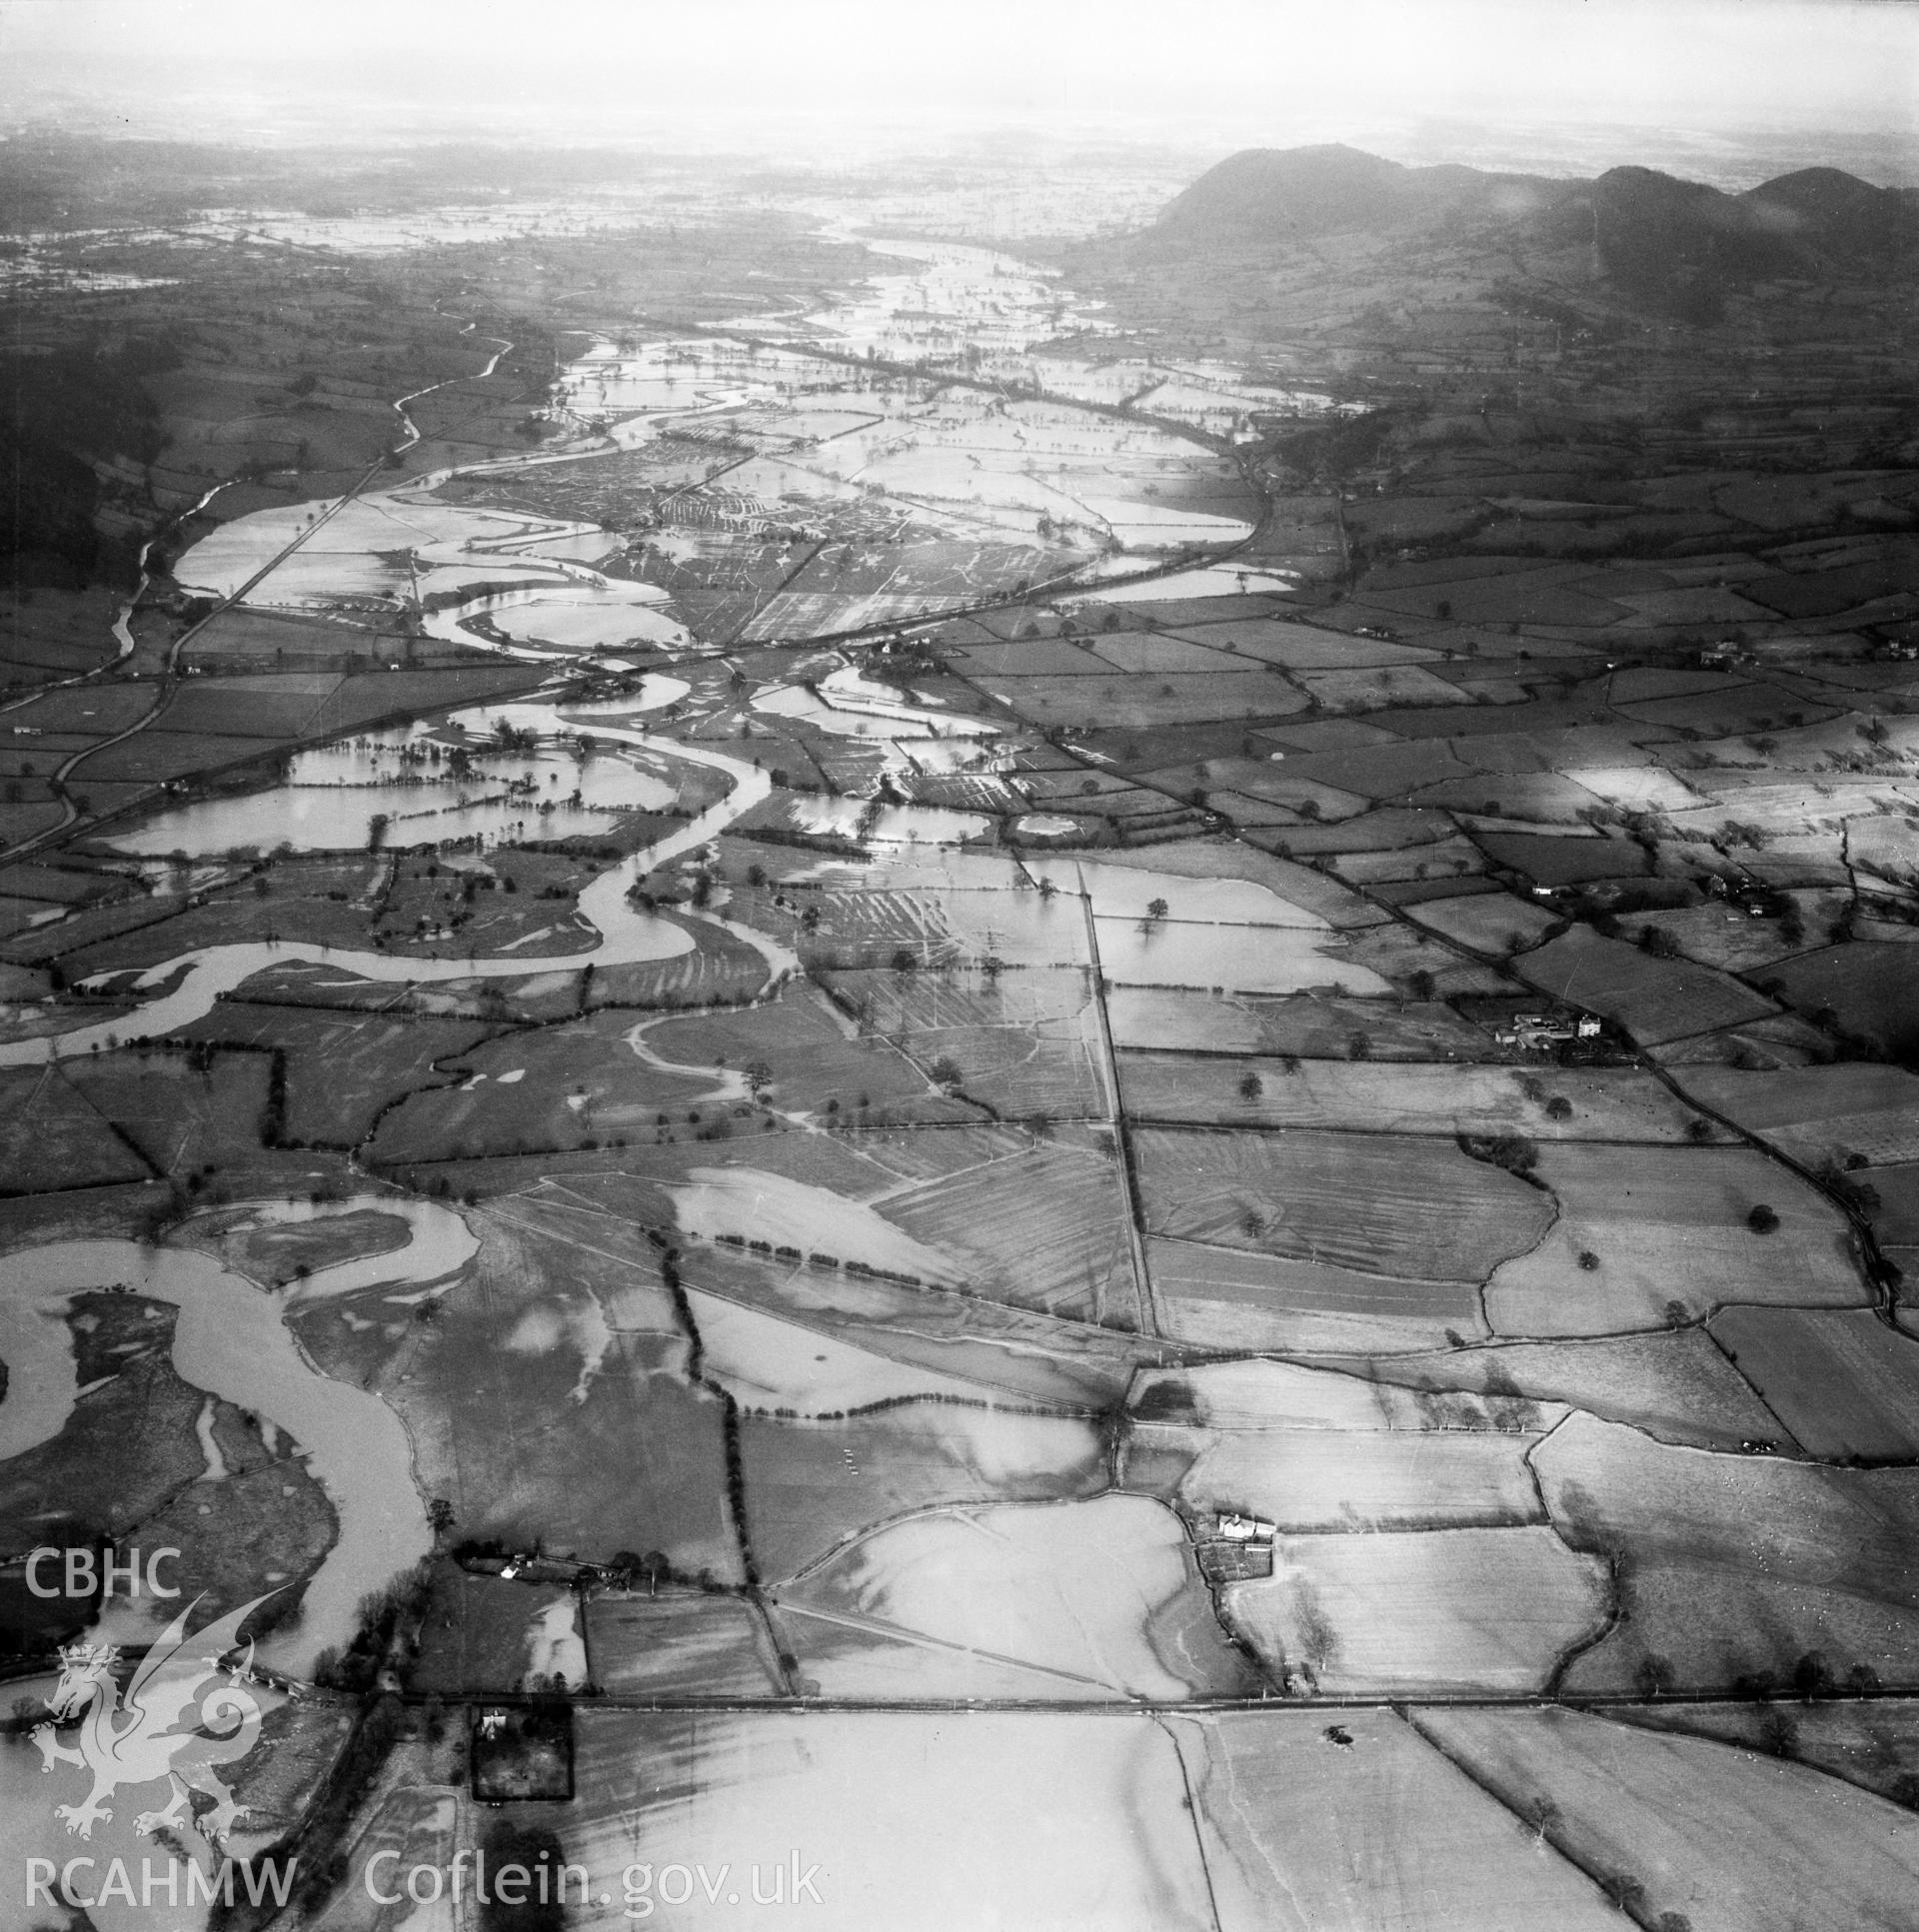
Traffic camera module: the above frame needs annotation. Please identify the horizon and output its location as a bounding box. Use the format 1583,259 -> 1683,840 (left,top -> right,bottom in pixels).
1,0 -> 1914,189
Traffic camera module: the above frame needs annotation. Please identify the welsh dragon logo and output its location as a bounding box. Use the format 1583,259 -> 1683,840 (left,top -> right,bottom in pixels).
32,1594 -> 273,1845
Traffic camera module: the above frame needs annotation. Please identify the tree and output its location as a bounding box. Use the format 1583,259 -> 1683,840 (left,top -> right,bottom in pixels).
930,1055 -> 962,1089
427,1498 -> 456,1537
1600,1874 -> 1647,1915
1636,1652 -> 1675,1697
1145,897 -> 1168,922
1747,1203 -> 1780,1234
1237,1070 -> 1263,1101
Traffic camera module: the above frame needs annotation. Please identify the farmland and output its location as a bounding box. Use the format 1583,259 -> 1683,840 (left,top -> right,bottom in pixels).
2,118 -> 1918,1932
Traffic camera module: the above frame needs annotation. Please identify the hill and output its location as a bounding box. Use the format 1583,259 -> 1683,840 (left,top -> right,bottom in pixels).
1143,146 -> 1916,317
1146,144 -> 1569,248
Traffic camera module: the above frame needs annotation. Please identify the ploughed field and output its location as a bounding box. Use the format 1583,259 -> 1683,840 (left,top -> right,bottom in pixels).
4,182 -> 1919,1932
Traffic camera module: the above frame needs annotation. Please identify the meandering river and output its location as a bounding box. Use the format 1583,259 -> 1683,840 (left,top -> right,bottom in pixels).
0,1196 -> 478,1677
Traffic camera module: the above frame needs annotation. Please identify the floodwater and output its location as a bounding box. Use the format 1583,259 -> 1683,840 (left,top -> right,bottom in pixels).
0,1193 -> 479,1676
1092,918 -> 1391,995
793,795 -> 996,849
103,704 -> 680,858
0,727 -> 769,1064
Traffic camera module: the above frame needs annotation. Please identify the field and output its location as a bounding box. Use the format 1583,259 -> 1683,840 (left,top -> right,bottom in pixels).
776,1493 -> 1244,1699
1165,1710 -> 1625,1931
742,1407 -> 1104,1583
187,1003 -> 496,1143
1106,986 -> 1498,1059
1347,1329 -> 1786,1450
1537,1412 -> 1919,1692
0,1062 -> 157,1192
1420,1706 -> 1919,1932
1147,1235 -> 1488,1352
412,1568 -> 580,1693
876,1136 -> 1140,1324
1222,1527 -> 1608,1694
560,1709 -> 1215,1930
689,1285 -> 1034,1414
1483,1142 -> 1864,1334
1404,891 -> 1563,953
1622,1697 -> 1919,1812
1168,1425 -> 1547,1529
1675,1062 -> 1919,1166
1135,1126 -> 1554,1279
1709,1306 -> 1919,1459
1119,1054 -> 1716,1139
1515,928 -> 1782,1044
1757,941 -> 1919,1059
587,1592 -> 784,1698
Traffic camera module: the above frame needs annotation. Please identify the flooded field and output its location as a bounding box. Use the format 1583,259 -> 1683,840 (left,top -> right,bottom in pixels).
104,704 -> 681,856
0,1196 -> 477,1676
13,120 -> 1914,1932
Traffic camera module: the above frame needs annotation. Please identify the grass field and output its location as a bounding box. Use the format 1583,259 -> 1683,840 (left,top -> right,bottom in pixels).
1403,891 -> 1563,953
1346,1329 -> 1786,1450
1223,1526 -> 1608,1694
588,1592 -> 784,1698
1421,1705 -> 1919,1932
743,1407 -> 1104,1583
1136,1126 -> 1554,1280
1148,1235 -> 1488,1353
1172,1426 -> 1547,1530
1538,1411 -> 1919,1693
1710,1306 -> 1919,1459
1620,1696 -> 1919,1813
1166,1709 -> 1625,1932
1674,1062 -> 1919,1167
1119,1054 -> 1715,1139
1483,1142 -> 1863,1335
412,1568 -> 579,1693
1119,986 -> 1501,1060
0,1063 -> 156,1193
1758,941 -> 1919,1060
878,1136 -> 1138,1324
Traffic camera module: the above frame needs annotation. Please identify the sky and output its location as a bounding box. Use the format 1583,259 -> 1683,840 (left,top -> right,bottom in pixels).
1,0 -> 1915,180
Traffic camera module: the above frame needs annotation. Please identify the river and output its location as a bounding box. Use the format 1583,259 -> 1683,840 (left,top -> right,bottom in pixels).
0,1196 -> 477,1678
0,718 -> 772,1066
